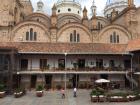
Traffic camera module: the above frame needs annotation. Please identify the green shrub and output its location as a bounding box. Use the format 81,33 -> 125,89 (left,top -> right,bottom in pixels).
90,87 -> 105,96
107,92 -> 127,98
134,90 -> 140,95
15,88 -> 22,93
0,84 -> 5,92
129,90 -> 140,97
97,87 -> 105,95
90,89 -> 97,96
36,85 -> 43,91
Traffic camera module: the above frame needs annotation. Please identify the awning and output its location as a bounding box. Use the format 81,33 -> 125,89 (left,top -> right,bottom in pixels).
95,79 -> 110,83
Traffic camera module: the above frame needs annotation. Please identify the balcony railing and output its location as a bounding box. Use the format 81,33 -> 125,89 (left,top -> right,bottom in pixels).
19,67 -> 130,72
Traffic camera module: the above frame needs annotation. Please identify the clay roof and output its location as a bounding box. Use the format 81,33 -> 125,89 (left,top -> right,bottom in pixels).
126,38 -> 140,52
0,42 -> 128,54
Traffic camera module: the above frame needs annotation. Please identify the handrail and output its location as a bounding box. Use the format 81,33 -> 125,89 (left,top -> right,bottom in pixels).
125,71 -> 138,87
18,67 -> 128,72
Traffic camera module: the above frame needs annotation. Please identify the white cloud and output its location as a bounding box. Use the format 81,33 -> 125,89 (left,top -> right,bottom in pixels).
31,0 -> 140,16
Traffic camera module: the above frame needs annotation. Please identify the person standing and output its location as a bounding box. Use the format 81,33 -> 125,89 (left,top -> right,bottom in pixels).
73,87 -> 77,97
61,88 -> 65,99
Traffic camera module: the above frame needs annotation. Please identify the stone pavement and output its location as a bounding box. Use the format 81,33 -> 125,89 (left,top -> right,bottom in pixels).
0,89 -> 140,105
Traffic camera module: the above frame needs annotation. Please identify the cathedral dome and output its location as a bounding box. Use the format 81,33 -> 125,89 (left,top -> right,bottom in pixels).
57,0 -> 79,3
56,0 -> 82,15
104,0 -> 128,17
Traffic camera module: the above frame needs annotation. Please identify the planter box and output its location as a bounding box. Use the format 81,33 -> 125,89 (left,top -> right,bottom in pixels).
91,96 -> 98,102
99,95 -> 106,102
0,92 -> 5,98
36,91 -> 43,97
127,95 -> 137,101
14,92 -> 23,98
109,96 -> 128,102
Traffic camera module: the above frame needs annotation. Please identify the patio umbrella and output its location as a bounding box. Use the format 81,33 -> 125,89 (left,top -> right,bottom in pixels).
95,79 -> 110,83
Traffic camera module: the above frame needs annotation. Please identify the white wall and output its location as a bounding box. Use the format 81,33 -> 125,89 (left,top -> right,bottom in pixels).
20,55 -> 130,70
56,3 -> 81,15
32,58 -> 39,69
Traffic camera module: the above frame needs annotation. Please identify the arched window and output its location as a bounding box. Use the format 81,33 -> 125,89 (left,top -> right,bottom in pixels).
69,30 -> 80,43
74,30 -> 76,42
110,35 -> 113,43
26,28 -> 37,41
34,32 -> 37,41
117,35 -> 119,43
70,33 -> 73,42
26,32 -> 29,41
110,31 -> 119,43
30,28 -> 33,41
98,22 -> 103,30
68,8 -> 71,12
77,34 -> 80,42
98,22 -> 101,30
113,32 -> 116,43
58,9 -> 60,13
101,24 -> 103,29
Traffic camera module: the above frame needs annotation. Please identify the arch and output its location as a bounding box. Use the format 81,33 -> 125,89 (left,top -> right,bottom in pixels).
58,14 -> 81,21
57,23 -> 92,40
26,13 -> 50,21
96,16 -> 110,24
57,14 -> 81,28
11,21 -> 50,40
25,13 -> 51,28
98,24 -> 132,40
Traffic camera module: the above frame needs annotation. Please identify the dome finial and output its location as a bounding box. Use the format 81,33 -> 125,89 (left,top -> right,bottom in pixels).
83,6 -> 88,18
52,3 -> 57,10
91,0 -> 97,17
52,3 -> 57,16
37,0 -> 44,12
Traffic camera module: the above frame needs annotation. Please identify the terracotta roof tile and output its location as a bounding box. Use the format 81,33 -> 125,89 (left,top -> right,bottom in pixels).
0,42 -> 128,54
126,38 -> 140,52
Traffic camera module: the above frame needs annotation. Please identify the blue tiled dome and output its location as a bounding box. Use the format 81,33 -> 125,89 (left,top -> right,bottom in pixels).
106,0 -> 127,5
57,0 -> 79,3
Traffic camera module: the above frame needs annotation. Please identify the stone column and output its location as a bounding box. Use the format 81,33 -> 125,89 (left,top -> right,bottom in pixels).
52,74 -> 55,90
139,76 -> 140,88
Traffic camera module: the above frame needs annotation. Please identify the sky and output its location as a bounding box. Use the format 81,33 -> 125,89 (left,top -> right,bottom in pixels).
31,0 -> 140,16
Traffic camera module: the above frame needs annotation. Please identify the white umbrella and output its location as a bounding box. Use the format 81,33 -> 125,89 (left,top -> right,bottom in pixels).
95,79 -> 110,83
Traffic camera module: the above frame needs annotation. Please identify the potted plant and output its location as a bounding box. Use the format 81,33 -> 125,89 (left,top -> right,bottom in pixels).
0,84 -> 5,98
14,88 -> 24,98
90,89 -> 99,102
36,85 -> 44,97
47,64 -> 50,70
107,92 -> 128,102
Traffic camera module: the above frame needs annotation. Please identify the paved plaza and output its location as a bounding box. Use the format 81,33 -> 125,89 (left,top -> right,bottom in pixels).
0,90 -> 140,105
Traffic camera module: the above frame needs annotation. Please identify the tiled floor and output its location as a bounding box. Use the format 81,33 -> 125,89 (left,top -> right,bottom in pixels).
0,90 -> 140,105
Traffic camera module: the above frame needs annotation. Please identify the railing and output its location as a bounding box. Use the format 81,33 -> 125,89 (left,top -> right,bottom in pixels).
19,67 -> 129,72
125,71 -> 138,88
